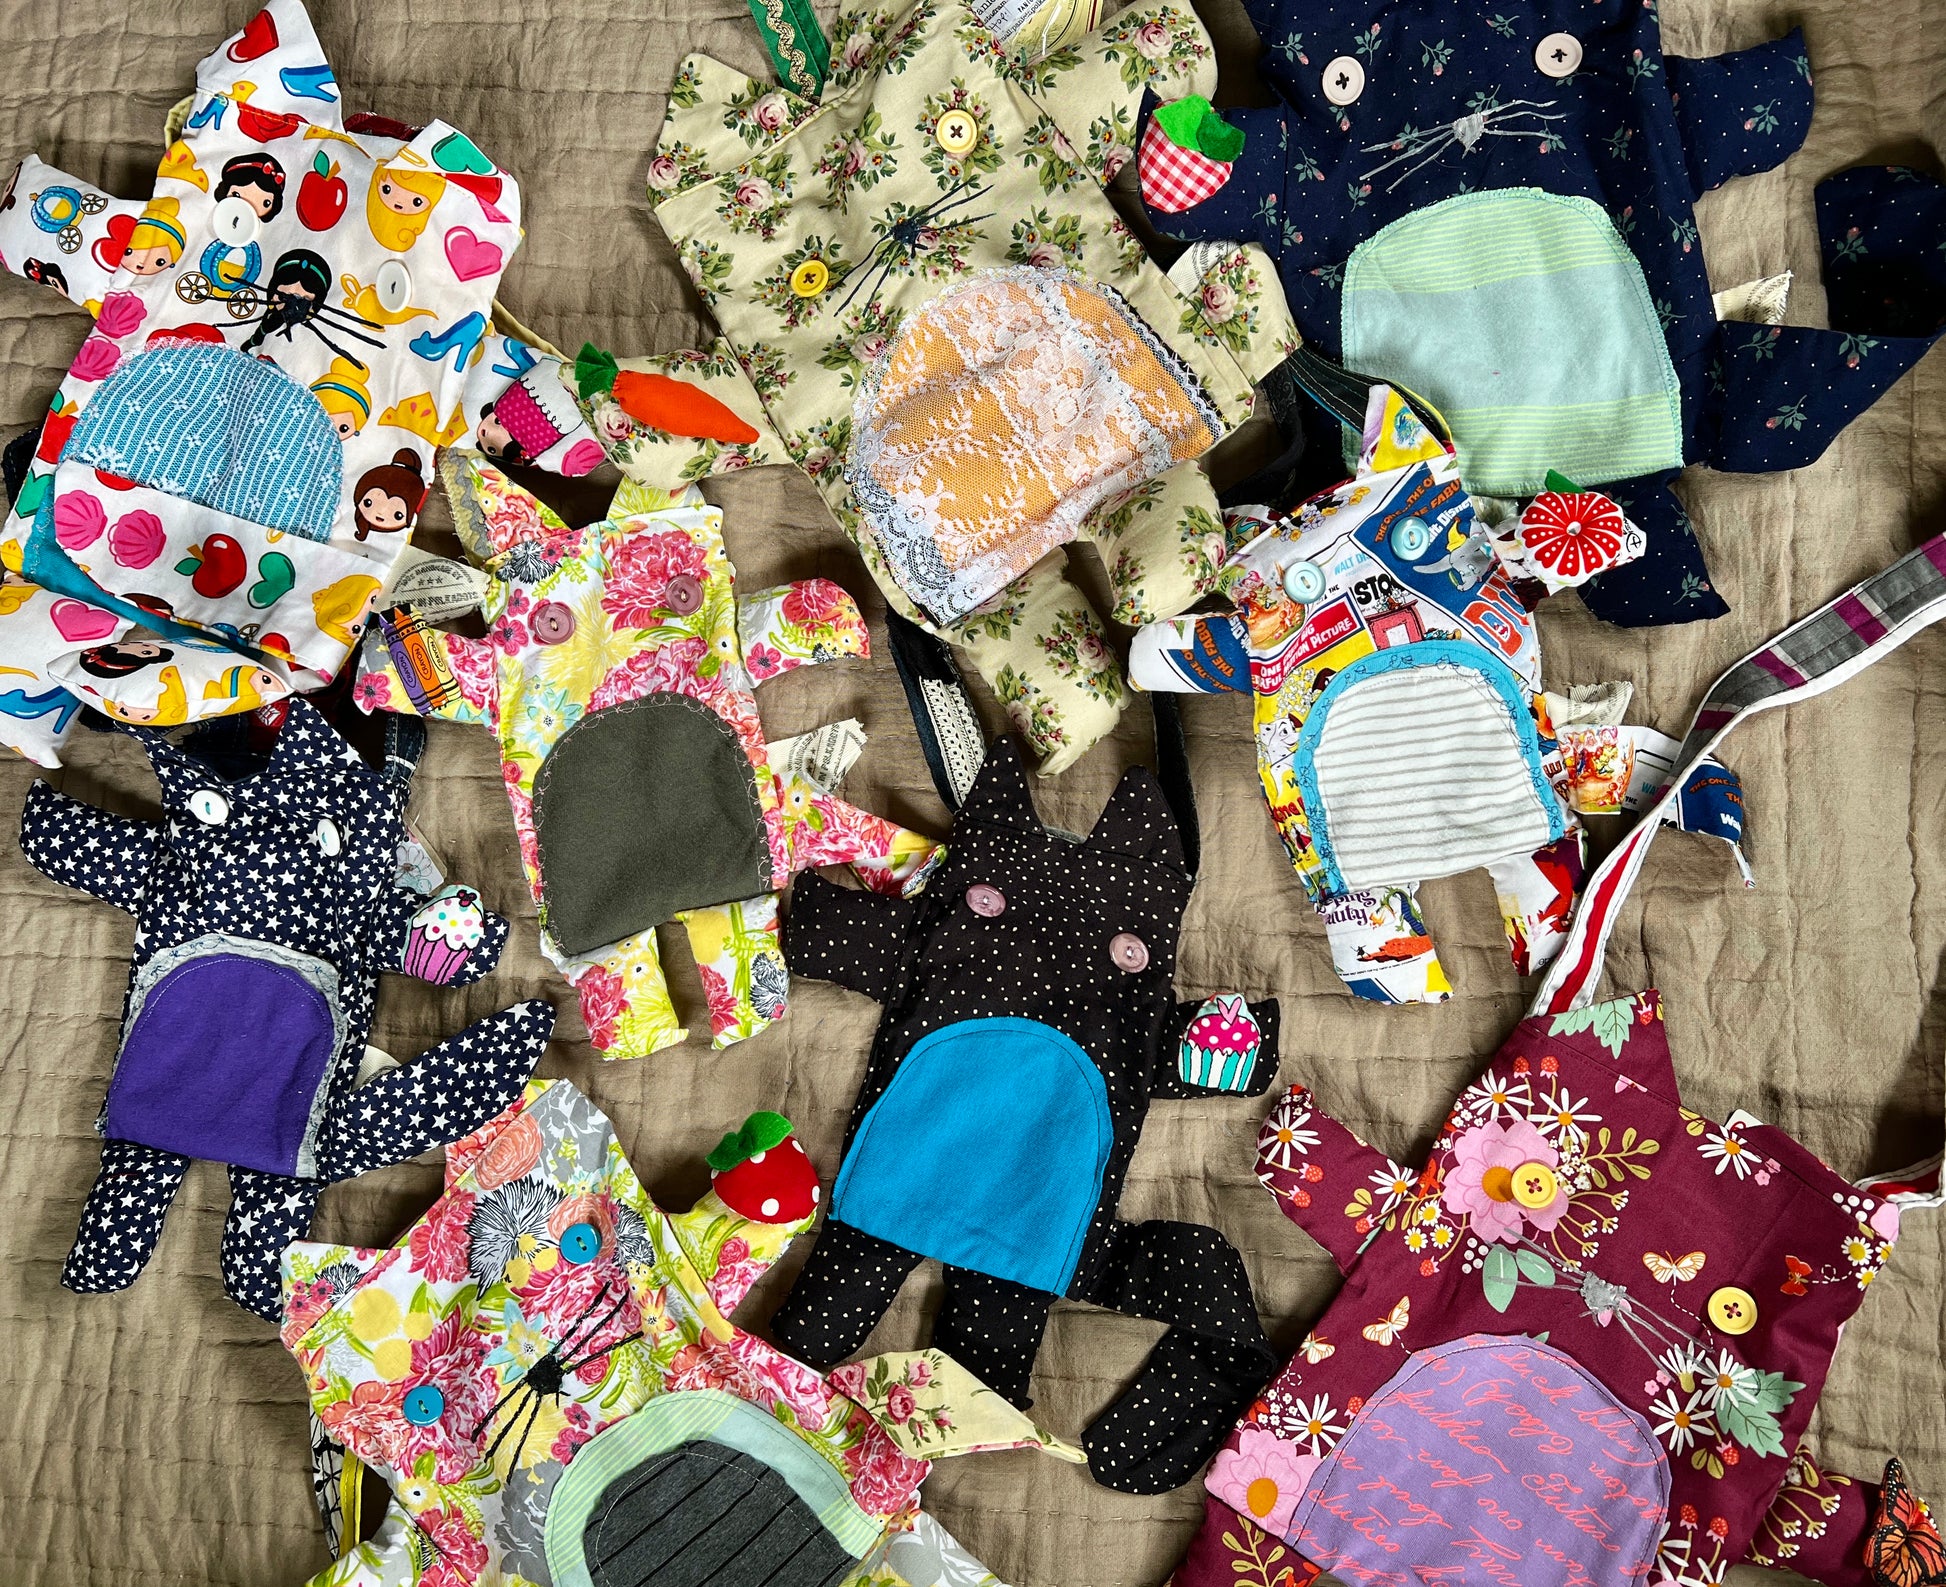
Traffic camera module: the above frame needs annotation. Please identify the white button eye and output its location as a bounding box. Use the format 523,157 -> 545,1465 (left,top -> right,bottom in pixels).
188,789 -> 230,825
374,259 -> 412,315
1535,32 -> 1583,77
314,818 -> 342,857
1322,55 -> 1365,106
211,195 -> 261,248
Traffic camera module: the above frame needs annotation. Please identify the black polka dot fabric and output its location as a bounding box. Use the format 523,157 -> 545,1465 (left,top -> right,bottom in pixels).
774,737 -> 1279,1494
19,699 -> 554,1321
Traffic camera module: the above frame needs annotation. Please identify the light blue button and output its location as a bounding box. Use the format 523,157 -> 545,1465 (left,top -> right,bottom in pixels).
1282,560 -> 1327,604
1393,516 -> 1433,558
561,1222 -> 601,1265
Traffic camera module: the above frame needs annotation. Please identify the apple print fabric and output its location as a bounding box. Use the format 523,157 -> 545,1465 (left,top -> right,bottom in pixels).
353,456 -> 942,1059
280,1079 -> 1082,1587
0,0 -> 534,764
16,696 -> 553,1318
1134,0 -> 1946,630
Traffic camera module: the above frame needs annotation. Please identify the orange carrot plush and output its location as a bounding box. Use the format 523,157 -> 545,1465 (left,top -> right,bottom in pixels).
574,343 -> 760,443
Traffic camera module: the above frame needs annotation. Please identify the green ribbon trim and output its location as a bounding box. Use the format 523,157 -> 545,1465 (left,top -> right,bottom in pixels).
745,0 -> 829,99
1153,95 -> 1245,163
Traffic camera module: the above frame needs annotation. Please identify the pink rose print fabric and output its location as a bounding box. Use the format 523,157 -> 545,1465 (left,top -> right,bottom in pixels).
356,457 -> 941,1057
282,1080 -> 1077,1587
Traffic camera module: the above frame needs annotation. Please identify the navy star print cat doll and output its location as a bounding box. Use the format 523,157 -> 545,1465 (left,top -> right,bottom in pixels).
771,737 -> 1282,1495
19,697 -> 555,1319
1136,0 -> 1946,626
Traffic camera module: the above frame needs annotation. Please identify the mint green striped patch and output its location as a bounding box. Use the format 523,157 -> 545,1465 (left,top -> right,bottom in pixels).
543,1388 -> 880,1587
1341,188 -> 1683,497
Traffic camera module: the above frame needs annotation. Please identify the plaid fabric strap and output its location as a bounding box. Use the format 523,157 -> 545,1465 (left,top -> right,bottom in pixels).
1535,535 -> 1946,1014
1138,118 -> 1233,214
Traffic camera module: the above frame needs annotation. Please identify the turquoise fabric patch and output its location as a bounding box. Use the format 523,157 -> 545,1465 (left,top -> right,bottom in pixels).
1341,189 -> 1683,496
64,343 -> 343,539
830,1017 -> 1112,1295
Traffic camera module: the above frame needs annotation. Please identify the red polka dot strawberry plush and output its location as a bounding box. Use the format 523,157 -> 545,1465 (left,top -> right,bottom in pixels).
709,1110 -> 820,1224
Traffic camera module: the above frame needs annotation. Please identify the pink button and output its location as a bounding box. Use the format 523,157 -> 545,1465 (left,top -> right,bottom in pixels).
966,884 -> 1006,917
666,574 -> 703,615
1109,932 -> 1149,972
530,601 -> 575,645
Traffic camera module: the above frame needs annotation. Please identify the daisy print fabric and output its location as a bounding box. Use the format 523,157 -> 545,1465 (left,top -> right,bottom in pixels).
1176,990 -> 1933,1587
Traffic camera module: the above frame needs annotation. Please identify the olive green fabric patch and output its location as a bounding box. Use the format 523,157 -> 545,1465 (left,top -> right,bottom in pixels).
532,694 -> 771,955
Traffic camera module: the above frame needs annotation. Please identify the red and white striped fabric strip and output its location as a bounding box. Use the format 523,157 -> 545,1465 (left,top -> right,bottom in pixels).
1535,533 -> 1946,1015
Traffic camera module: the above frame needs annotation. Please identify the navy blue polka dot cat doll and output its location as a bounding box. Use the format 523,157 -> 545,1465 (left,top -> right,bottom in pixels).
19,697 -> 554,1319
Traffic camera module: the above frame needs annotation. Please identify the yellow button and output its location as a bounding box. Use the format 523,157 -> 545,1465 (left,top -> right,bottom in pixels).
934,110 -> 980,156
1707,1286 -> 1758,1335
788,258 -> 830,298
1510,1160 -> 1560,1208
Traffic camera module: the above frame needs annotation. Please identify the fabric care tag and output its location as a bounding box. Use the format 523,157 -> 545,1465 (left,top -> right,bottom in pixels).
768,719 -> 868,795
395,815 -> 449,895
967,0 -> 1099,51
375,545 -> 490,623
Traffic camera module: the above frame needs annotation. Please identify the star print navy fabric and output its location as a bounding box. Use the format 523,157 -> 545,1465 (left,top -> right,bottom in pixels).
771,737 -> 1282,1495
1138,3 -> 1946,627
17,696 -> 554,1319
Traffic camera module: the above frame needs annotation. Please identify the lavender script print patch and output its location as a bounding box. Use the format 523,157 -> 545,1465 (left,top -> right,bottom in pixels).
1287,1333 -> 1668,1585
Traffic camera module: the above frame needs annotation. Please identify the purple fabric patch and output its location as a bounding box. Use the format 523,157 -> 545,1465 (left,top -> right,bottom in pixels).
103,952 -> 338,1175
1286,1333 -> 1668,1586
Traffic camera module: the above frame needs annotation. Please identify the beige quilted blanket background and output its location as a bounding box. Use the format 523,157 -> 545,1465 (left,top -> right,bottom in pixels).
0,0 -> 1940,1582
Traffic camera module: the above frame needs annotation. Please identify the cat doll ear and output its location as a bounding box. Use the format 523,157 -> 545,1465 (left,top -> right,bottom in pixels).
1085,766 -> 1185,870
952,736 -> 1045,837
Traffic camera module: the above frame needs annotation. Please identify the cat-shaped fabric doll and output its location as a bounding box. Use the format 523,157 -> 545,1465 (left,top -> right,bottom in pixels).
771,737 -> 1283,1495
19,697 -> 553,1317
0,0 -> 532,763
354,455 -> 941,1059
1135,0 -> 1946,629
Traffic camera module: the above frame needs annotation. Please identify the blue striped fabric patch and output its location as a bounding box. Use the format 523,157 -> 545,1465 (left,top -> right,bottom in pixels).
66,343 -> 342,540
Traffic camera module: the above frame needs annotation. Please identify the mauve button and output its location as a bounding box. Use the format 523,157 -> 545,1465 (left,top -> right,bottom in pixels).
966,884 -> 1005,917
1109,932 -> 1149,972
666,574 -> 703,614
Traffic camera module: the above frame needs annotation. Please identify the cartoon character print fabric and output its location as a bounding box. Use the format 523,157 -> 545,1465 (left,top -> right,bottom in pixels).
352,455 -> 941,1059
1170,535 -> 1946,1587
1135,0 -> 1946,629
0,0 -> 529,764
280,1079 -> 1083,1587
538,0 -> 1306,773
17,697 -> 553,1318
771,738 -> 1282,1494
1131,382 -> 1591,1002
